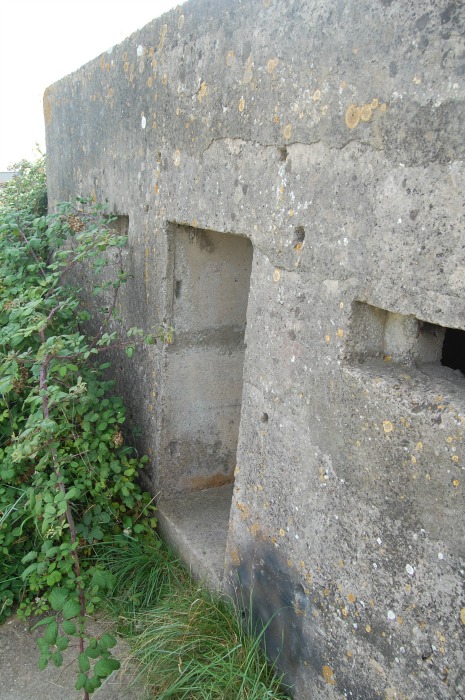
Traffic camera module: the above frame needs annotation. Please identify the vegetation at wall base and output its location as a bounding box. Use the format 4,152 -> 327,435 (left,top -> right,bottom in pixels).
0,158 -> 287,699
96,536 -> 290,700
0,159 -> 162,697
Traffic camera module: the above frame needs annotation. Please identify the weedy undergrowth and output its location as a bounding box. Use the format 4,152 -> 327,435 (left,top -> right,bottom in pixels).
0,160 -> 168,698
99,538 -> 290,700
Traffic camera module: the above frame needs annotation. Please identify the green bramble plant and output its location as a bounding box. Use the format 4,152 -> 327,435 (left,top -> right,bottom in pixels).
0,160 -> 168,697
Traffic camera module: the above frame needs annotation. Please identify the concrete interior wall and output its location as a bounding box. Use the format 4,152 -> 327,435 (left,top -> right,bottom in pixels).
161,224 -> 253,496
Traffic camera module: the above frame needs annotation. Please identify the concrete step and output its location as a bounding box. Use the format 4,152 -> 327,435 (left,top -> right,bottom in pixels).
157,484 -> 234,591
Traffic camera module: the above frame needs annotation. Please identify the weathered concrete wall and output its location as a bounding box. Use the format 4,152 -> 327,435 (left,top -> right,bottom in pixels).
45,0 -> 465,697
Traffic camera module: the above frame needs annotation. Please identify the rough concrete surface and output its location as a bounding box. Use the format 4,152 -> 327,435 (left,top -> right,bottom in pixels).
45,0 -> 465,697
0,615 -> 140,700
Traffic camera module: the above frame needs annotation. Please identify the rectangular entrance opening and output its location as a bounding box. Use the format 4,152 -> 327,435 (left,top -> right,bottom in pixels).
157,224 -> 253,588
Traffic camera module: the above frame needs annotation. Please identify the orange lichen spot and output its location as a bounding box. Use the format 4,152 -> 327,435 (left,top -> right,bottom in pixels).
383,420 -> 393,434
337,328 -> 344,338
239,97 -> 245,112
360,104 -> 373,122
229,547 -> 240,565
273,114 -> 280,124
340,81 -> 347,90
397,616 -> 403,624
380,103 -> 388,113
198,81 -> 208,101
322,665 -> 335,685
325,334 -> 331,344
348,593 -> 356,604
279,528 -> 286,537
43,88 -> 52,126
154,183 -> 159,195
345,104 -> 361,129
283,123 -> 292,140
251,522 -> 260,536
312,89 -> 321,101
267,57 -> 279,74
453,479 -> 460,488
295,242 -> 303,252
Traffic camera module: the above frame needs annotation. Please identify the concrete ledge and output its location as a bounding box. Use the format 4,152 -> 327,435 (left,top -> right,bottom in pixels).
157,484 -> 234,591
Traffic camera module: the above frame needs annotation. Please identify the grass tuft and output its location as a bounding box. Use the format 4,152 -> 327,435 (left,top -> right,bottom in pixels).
98,536 -> 289,699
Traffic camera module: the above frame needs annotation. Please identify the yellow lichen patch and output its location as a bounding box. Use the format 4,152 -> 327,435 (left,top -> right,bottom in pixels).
122,51 -> 127,61
263,0 -> 271,6
340,81 -> 347,90
197,81 -> 208,101
322,665 -> 335,685
273,114 -> 280,124
43,88 -> 52,126
306,572 -> 312,584
460,608 -> 465,625
238,97 -> 245,112
325,334 -> 331,344
161,73 -> 168,85
348,593 -> 356,604
278,528 -> 286,537
172,149 -> 181,167
380,103 -> 388,113
250,522 -> 260,537
229,547 -> 240,565
383,420 -> 394,434
453,479 -> 460,488
287,559 -> 293,568
452,455 -> 459,463
312,89 -> 321,102
178,14 -> 185,29
366,624 -> 371,633
266,57 -> 279,74
273,268 -> 281,282
147,76 -> 153,88
416,441 -> 423,451
226,49 -> 235,66
337,328 -> 344,338
288,208 -> 294,217
371,98 -> 379,109
99,55 -> 105,70
283,123 -> 292,140
159,23 -> 168,51
360,104 -> 373,122
345,104 -> 361,129
341,607 -> 349,617
124,61 -> 129,73
411,455 -> 417,464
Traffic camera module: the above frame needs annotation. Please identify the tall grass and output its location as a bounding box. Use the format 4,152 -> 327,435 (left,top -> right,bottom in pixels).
99,537 -> 289,700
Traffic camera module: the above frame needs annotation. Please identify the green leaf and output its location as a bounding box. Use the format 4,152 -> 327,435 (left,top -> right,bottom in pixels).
62,619 -> 76,635
49,587 -> 68,612
85,644 -> 101,659
78,652 -> 90,673
38,655 -> 49,671
51,650 -> 63,667
56,636 -> 69,651
94,656 -> 120,678
62,597 -> 81,620
44,620 -> 58,645
100,633 -> 117,650
75,672 -> 87,691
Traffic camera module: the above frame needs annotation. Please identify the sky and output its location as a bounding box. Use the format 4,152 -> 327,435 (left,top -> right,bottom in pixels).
0,0 -> 180,171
